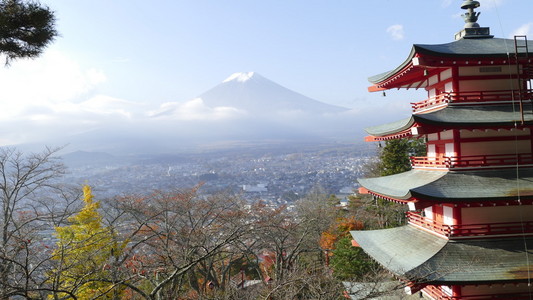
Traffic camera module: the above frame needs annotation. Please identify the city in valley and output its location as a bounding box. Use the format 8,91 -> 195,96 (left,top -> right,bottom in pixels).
62,142 -> 375,205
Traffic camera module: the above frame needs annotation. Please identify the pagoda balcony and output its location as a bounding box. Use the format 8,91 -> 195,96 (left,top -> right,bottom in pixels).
407,211 -> 533,239
410,153 -> 533,170
411,89 -> 533,113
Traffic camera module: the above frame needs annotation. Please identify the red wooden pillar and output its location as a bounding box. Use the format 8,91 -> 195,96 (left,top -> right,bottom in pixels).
452,66 -> 460,94
452,285 -> 462,299
453,205 -> 462,226
453,129 -> 461,158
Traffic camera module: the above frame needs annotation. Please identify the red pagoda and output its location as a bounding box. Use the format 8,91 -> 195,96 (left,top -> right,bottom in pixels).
351,1 -> 533,299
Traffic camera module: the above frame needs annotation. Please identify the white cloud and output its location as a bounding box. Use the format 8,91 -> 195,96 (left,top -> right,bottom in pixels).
441,0 -> 453,8
148,98 -> 247,121
0,49 -> 145,146
77,95 -> 136,118
482,0 -> 504,9
511,23 -> 533,37
0,50 -> 108,120
386,24 -> 405,41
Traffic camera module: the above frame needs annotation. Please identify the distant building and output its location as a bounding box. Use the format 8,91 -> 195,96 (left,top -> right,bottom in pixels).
242,183 -> 268,193
339,186 -> 355,195
352,2 -> 533,299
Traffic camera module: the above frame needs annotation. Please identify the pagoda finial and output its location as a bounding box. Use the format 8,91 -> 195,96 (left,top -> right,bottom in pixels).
455,0 -> 492,40
461,0 -> 481,28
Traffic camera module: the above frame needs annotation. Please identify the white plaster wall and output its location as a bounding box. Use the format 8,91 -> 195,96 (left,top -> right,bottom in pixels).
440,130 -> 453,140
461,283 -> 530,296
441,286 -> 452,296
441,69 -> 452,80
444,81 -> 453,92
460,128 -> 530,138
443,206 -> 454,225
460,140 -> 530,156
458,65 -> 515,76
445,143 -> 455,157
459,79 -> 519,92
427,133 -> 439,141
427,144 -> 436,158
461,206 -> 533,224
424,206 -> 433,220
429,74 -> 439,86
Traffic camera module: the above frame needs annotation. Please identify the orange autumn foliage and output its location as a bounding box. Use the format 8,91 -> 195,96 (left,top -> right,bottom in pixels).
319,216 -> 363,251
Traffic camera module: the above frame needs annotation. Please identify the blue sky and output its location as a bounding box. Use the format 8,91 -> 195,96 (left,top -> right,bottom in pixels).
0,0 -> 531,145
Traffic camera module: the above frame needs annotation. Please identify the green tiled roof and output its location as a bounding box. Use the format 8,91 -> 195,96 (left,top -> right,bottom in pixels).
415,104 -> 533,126
359,168 -> 533,202
411,168 -> 533,201
369,38 -> 533,84
351,226 -> 447,275
364,117 -> 414,136
364,104 -> 533,137
351,225 -> 533,284
358,169 -> 446,200
368,48 -> 416,84
414,38 -> 533,58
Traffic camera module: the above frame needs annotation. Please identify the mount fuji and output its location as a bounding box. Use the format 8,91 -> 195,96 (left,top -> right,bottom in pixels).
30,72 -> 362,154
152,72 -> 348,117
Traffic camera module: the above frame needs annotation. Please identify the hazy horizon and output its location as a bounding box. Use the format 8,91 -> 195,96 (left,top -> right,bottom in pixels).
1,0 -> 531,149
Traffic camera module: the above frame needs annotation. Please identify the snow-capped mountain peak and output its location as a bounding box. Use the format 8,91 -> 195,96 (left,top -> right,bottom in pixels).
222,72 -> 255,83
202,72 -> 348,115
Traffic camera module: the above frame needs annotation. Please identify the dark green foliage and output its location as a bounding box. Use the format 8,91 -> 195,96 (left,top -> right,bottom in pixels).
330,237 -> 379,280
378,138 -> 426,176
0,0 -> 57,64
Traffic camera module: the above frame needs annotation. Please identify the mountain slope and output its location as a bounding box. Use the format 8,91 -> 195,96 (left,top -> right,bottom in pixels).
23,72 -> 362,154
199,72 -> 348,115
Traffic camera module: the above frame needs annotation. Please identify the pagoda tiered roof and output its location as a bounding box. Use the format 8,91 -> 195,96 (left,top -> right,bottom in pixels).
358,168 -> 533,204
365,103 -> 533,140
356,2 -> 533,296
351,225 -> 533,284
368,38 -> 533,92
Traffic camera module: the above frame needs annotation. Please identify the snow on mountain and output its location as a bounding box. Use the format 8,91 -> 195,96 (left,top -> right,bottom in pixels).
222,72 -> 256,83
25,72 -> 362,154
198,72 -> 348,116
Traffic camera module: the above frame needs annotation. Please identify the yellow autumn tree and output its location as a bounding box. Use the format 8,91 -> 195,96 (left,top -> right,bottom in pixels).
50,185 -> 125,299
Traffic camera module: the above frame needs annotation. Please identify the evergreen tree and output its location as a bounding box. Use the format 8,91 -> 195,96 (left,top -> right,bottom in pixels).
330,237 -> 377,280
377,138 -> 425,176
0,0 -> 57,64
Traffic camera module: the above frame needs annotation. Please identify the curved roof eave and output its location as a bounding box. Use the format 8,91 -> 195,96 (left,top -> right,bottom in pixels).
365,104 -> 533,138
357,169 -> 447,200
368,47 -> 417,85
413,104 -> 533,126
364,117 -> 415,137
367,38 -> 533,87
351,226 -> 533,283
411,168 -> 533,201
350,226 -> 447,277
359,168 -> 533,202
414,37 -> 533,58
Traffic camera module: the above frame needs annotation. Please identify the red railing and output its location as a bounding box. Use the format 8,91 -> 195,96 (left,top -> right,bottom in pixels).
407,211 -> 451,236
410,153 -> 533,169
407,211 -> 533,238
423,285 -> 533,300
411,89 -> 533,112
410,156 -> 450,168
451,293 -> 533,300
411,93 -> 451,112
422,285 -> 446,299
